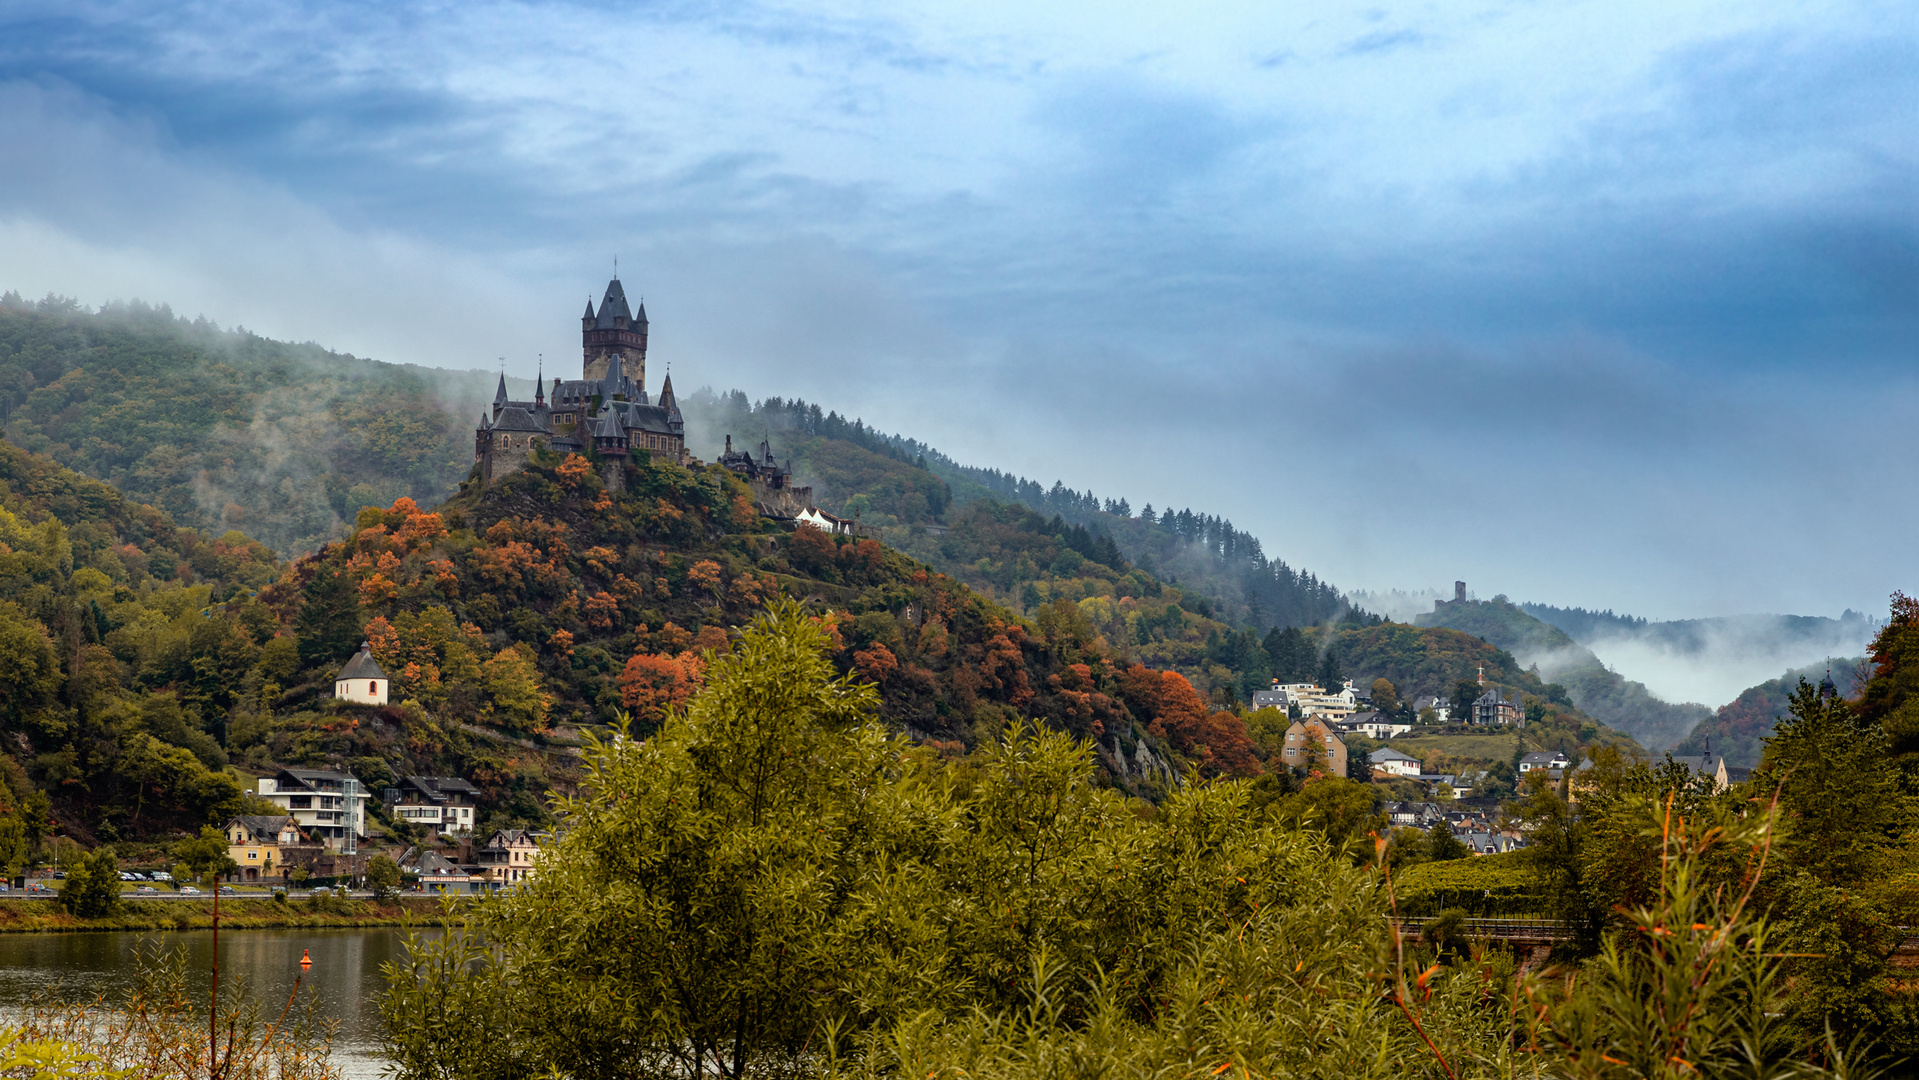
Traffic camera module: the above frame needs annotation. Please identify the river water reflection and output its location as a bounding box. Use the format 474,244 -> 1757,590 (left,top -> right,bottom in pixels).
0,926 -> 429,1078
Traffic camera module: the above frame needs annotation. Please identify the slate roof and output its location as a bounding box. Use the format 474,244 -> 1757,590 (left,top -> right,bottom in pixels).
337,646 -> 386,682
488,406 -> 547,433
590,277 -> 647,330
395,776 -> 480,803
1369,748 -> 1420,763
231,815 -> 296,842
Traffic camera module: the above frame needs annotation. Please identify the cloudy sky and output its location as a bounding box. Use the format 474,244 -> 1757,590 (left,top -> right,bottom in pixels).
2,0 -> 1914,622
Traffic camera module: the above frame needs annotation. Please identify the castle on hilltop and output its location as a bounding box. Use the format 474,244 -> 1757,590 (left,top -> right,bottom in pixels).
477,275 -> 848,525
476,276 -> 687,485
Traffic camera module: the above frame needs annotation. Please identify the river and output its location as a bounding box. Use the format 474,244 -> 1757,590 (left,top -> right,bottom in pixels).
0,926 -> 426,1078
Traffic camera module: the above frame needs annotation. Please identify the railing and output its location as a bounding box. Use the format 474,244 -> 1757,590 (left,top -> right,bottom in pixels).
1392,917 -> 1571,942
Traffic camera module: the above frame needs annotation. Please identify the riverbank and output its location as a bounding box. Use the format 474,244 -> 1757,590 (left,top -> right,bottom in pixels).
0,896 -> 465,933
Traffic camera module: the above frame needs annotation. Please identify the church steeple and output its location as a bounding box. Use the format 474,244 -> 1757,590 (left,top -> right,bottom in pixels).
492,372 -> 508,417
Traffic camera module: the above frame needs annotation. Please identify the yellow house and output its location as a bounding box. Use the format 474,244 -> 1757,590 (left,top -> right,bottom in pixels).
474,828 -> 544,886
226,815 -> 304,881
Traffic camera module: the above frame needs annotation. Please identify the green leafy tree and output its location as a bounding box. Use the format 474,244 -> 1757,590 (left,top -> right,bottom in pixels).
1370,677 -> 1399,714
365,855 -> 401,901
57,848 -> 121,919
173,825 -> 237,886
1315,648 -> 1344,691
1452,678 -> 1482,723
1755,679 -> 1911,1044
1427,819 -> 1469,862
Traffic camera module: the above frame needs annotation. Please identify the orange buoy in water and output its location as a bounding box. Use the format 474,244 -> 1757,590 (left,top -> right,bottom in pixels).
299,949 -> 313,971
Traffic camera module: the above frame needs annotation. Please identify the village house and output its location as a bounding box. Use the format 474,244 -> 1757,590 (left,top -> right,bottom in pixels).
1252,680 -> 1360,721
1471,687 -> 1525,726
400,847 -> 480,895
474,828 -> 543,886
1340,710 -> 1413,740
1519,750 -> 1572,778
1411,696 -> 1452,723
1277,717 -> 1348,776
225,815 -> 305,882
385,776 -> 482,838
256,768 -> 369,853
1369,747 -> 1423,778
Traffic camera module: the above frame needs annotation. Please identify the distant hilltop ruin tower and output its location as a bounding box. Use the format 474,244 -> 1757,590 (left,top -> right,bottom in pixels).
476,275 -> 685,487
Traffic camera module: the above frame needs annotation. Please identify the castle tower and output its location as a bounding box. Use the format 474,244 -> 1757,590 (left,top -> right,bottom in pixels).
581,276 -> 648,390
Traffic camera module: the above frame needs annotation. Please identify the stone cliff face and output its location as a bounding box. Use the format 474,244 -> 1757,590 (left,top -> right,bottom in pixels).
1103,731 -> 1178,789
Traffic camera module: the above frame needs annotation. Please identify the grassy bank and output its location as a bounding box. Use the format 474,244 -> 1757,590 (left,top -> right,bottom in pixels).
0,896 -> 463,933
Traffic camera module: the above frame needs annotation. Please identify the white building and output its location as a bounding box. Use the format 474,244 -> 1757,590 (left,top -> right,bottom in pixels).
257,768 -> 368,853
1342,711 -> 1414,740
386,776 -> 481,837
1519,750 -> 1572,776
1251,681 -> 1359,721
333,643 -> 389,705
1369,748 -> 1424,777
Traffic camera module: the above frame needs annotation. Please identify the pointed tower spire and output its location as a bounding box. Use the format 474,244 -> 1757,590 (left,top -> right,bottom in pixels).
534,356 -> 545,403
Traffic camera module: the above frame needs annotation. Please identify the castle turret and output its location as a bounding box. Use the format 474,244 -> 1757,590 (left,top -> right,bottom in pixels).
582,276 -> 647,389
605,352 -> 625,399
492,373 -> 508,417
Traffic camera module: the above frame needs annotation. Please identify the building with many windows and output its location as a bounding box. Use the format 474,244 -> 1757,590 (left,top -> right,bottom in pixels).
474,828 -> 543,886
385,776 -> 481,837
256,768 -> 368,853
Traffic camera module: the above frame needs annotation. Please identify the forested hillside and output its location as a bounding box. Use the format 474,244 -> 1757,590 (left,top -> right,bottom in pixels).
0,294 -> 499,557
1416,595 -> 1710,751
1669,659 -> 1865,767
681,390 -> 1359,632
0,435 -> 583,844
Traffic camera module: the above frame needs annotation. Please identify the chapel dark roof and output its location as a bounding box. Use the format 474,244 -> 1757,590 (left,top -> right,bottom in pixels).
337,644 -> 386,682
493,373 -> 508,405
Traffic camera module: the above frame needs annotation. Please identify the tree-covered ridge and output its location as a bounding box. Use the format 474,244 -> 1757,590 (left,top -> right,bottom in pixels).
0,294 -> 497,558
0,435 -> 284,843
1417,595 -> 1710,751
682,388 -> 1364,632
1666,659 -> 1859,768
276,448 -> 1311,786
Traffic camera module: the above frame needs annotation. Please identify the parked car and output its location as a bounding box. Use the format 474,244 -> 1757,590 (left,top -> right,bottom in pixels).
51,871 -> 65,879
178,886 -> 202,896
149,871 -> 171,882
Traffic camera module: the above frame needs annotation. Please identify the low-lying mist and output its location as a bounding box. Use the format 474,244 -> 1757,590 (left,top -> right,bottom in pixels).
1577,615 -> 1876,709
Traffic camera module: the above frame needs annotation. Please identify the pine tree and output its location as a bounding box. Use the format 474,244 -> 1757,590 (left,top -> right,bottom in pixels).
295,568 -> 362,671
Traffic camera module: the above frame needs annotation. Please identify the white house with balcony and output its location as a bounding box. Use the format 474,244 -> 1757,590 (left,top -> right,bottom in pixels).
257,768 -> 368,853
